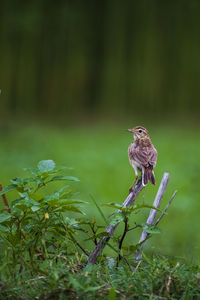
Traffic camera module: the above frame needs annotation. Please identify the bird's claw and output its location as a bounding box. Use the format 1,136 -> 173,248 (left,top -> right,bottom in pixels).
129,187 -> 133,194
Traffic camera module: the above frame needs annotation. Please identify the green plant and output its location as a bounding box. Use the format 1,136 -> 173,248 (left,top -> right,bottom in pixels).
0,160 -> 199,299
0,160 -> 87,276
0,255 -> 199,299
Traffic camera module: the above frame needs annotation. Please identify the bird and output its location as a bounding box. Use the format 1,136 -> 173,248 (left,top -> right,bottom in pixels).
128,126 -> 157,191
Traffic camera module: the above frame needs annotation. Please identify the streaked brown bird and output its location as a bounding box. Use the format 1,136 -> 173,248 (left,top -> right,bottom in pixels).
128,126 -> 157,190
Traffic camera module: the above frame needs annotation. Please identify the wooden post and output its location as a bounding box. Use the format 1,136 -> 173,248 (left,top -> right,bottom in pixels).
134,173 -> 177,263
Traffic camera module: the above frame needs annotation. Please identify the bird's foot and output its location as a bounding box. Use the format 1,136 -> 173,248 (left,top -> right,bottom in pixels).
129,188 -> 137,199
128,176 -> 138,194
129,187 -> 133,194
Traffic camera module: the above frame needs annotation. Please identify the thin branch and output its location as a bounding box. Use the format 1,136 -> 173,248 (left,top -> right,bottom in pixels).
69,233 -> 89,257
117,217 -> 128,266
107,242 -> 132,270
128,224 -> 141,232
89,223 -> 97,245
86,176 -> 144,265
154,190 -> 177,226
73,240 -> 89,257
0,184 -> 11,213
134,173 -> 170,262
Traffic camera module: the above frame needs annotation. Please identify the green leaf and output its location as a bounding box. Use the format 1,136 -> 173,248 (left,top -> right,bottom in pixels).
13,203 -> 28,211
144,224 -> 162,234
84,286 -> 102,292
46,199 -> 86,208
31,206 -> 40,212
110,213 -> 124,226
13,197 -> 39,211
60,199 -> 86,205
44,186 -> 72,203
18,192 -> 29,199
35,177 -> 43,186
0,225 -> 9,232
50,175 -> 79,182
60,190 -> 74,199
10,177 -> 22,185
17,193 -> 39,206
65,217 -> 79,228
28,198 -> 39,206
55,205 -> 85,214
103,203 -> 163,214
11,208 -> 22,217
128,204 -> 163,213
0,213 -> 11,223
0,184 -> 16,196
103,203 -> 125,210
11,198 -> 23,207
30,193 -> 43,201
23,177 -> 37,184
37,160 -> 56,173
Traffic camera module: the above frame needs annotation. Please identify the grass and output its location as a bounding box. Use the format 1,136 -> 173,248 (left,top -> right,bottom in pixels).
0,121 -> 199,263
0,255 -> 199,299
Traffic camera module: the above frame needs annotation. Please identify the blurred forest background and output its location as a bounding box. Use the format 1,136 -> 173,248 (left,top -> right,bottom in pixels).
0,0 -> 200,121
0,0 -> 200,262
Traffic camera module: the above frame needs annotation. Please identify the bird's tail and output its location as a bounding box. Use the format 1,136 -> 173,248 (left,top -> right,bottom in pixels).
142,166 -> 156,186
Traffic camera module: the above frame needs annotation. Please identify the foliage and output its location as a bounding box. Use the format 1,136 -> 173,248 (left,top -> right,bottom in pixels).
0,160 -> 199,298
0,160 -> 87,275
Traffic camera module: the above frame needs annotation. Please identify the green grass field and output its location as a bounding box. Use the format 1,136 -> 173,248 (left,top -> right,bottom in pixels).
0,122 -> 199,263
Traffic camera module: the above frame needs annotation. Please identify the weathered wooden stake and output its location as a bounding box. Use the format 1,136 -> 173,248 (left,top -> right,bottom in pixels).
86,172 -> 177,265
134,186 -> 177,262
134,172 -> 169,262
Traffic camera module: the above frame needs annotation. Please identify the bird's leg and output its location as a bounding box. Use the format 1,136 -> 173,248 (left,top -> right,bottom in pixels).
129,175 -> 138,194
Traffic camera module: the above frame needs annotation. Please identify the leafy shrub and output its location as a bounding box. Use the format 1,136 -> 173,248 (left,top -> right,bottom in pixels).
0,160 -> 86,276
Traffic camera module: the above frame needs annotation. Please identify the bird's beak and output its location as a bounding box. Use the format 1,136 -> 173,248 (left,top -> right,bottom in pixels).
127,129 -> 134,133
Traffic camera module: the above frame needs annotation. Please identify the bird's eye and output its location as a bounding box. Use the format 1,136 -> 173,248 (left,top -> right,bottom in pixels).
138,129 -> 142,133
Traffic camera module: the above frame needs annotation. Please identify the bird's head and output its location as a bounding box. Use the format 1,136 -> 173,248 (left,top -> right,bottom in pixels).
128,126 -> 149,140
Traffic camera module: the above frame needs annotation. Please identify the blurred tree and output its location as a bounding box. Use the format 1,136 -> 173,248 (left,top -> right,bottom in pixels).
0,0 -> 200,121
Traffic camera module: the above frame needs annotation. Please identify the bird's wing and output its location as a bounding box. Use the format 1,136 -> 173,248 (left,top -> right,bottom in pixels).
133,146 -> 157,168
148,146 -> 157,167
